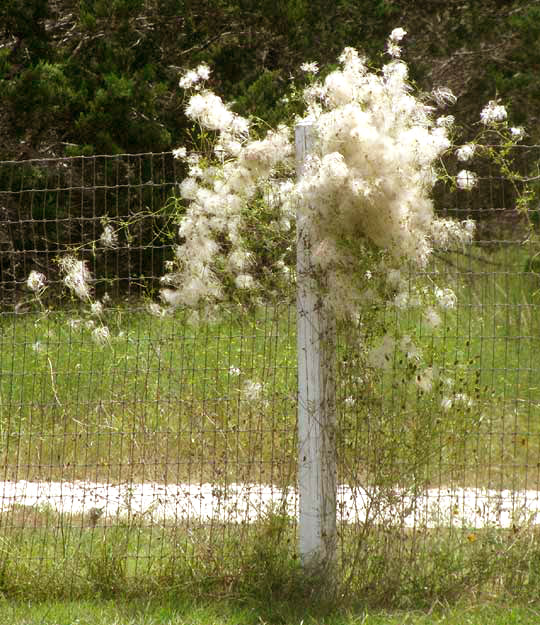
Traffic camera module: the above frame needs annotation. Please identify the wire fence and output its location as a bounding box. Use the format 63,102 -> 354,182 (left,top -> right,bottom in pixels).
1,149 -> 540,595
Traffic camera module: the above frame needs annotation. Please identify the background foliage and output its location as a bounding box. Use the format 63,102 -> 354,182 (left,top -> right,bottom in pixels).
1,1 -> 540,158
1,0 -> 539,300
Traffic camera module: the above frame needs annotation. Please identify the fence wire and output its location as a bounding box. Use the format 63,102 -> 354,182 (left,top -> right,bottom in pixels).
1,150 -> 540,594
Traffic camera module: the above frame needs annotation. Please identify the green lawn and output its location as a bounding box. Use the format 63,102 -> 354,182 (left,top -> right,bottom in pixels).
1,599 -> 539,625
1,244 -> 540,609
0,302 -> 298,485
2,245 -> 540,490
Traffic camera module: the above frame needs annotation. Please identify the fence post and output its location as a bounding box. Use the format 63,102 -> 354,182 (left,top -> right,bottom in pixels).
295,119 -> 337,579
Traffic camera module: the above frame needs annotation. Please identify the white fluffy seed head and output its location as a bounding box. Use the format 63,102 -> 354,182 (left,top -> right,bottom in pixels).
456,169 -> 478,191
27,270 -> 46,293
92,325 -> 110,345
100,225 -> 117,248
456,144 -> 476,162
163,32 -> 477,321
59,256 -> 92,301
294,47 -> 466,274
389,27 -> 407,42
480,101 -> 507,125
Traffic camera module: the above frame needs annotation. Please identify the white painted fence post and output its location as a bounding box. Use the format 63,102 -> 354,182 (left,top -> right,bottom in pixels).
295,119 -> 337,577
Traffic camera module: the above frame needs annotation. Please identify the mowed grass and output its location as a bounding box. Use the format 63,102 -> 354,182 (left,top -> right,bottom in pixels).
1,245 -> 540,489
0,301 -> 298,485
1,599 -> 540,625
1,245 -> 540,608
426,243 -> 540,490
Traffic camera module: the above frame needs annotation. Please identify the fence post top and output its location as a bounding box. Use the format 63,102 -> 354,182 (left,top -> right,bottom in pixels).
295,116 -> 315,129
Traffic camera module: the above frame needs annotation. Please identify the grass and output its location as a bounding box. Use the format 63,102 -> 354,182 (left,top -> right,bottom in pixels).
2,503 -> 540,607
1,243 -> 540,609
1,599 -> 540,625
429,243 -> 540,490
2,245 -> 540,489
0,300 -> 298,484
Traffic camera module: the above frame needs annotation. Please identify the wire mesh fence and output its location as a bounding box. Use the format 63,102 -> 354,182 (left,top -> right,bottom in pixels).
1,149 -> 540,597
